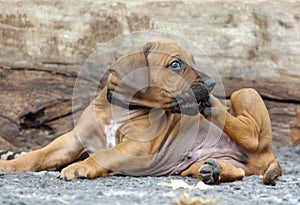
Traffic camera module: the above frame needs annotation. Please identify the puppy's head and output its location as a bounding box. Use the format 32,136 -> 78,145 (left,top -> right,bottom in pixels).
107,39 -> 215,116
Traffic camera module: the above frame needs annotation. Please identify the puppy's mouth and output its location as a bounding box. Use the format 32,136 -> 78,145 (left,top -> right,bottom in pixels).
170,83 -> 214,116
171,96 -> 210,116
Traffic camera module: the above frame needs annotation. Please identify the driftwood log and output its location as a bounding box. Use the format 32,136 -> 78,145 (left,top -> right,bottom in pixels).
0,0 -> 299,150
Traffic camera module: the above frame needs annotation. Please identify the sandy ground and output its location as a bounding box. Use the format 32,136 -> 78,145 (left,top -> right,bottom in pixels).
0,146 -> 299,205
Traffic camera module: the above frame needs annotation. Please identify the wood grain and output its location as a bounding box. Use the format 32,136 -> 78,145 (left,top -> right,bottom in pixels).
0,1 -> 299,149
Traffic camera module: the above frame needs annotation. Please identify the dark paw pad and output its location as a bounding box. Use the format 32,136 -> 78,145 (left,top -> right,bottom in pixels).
199,159 -> 220,185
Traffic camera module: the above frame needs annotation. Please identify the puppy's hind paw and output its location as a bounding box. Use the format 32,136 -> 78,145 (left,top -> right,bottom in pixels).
263,161 -> 282,186
200,95 -> 216,117
205,95 -> 214,107
202,107 -> 216,118
199,159 -> 220,185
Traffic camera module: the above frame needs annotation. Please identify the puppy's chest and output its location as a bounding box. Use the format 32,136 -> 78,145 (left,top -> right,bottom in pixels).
104,120 -> 120,148
102,108 -> 167,148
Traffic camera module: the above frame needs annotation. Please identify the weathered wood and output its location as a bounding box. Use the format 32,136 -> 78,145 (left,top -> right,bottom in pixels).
0,0 -> 299,149
0,63 -> 77,149
0,61 -> 106,149
265,101 -> 299,146
290,111 -> 300,146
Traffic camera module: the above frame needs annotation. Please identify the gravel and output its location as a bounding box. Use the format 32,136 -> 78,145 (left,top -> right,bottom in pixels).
0,146 -> 299,205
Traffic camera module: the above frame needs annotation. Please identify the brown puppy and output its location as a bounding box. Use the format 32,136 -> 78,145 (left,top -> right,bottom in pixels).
0,39 -> 281,185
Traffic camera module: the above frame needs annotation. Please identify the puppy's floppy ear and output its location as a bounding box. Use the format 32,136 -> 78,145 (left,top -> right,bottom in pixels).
109,42 -> 152,94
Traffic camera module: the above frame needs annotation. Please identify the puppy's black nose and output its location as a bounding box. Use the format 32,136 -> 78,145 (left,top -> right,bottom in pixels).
204,78 -> 216,92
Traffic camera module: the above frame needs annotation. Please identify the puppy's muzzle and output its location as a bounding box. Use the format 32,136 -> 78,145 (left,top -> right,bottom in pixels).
172,77 -> 216,116
203,78 -> 216,94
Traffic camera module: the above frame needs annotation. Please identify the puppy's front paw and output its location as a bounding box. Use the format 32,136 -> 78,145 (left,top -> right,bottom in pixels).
59,157 -> 108,180
199,159 -> 220,185
0,160 -> 16,172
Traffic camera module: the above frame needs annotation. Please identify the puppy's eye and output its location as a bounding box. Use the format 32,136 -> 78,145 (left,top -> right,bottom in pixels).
169,60 -> 184,72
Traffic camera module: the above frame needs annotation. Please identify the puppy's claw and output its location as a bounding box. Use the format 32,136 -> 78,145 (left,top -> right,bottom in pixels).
203,107 -> 215,117
58,175 -> 68,181
206,95 -> 214,106
57,175 -> 67,181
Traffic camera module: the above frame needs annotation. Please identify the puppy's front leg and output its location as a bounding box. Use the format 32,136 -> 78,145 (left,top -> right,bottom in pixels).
0,130 -> 84,172
59,139 -> 152,180
59,156 -> 108,180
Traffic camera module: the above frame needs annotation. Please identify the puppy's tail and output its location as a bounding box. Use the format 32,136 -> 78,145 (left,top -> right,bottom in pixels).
0,149 -> 30,160
263,161 -> 282,186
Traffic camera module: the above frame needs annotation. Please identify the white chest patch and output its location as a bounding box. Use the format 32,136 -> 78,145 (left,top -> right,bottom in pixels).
104,120 -> 119,148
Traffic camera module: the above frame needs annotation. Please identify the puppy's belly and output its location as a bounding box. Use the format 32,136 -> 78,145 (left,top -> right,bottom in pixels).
169,119 -> 248,175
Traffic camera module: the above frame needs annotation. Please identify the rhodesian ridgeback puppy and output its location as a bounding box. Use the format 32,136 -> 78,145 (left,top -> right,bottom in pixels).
0,39 -> 281,185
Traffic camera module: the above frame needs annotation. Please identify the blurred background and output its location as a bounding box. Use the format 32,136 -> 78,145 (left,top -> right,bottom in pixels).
0,0 -> 299,150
